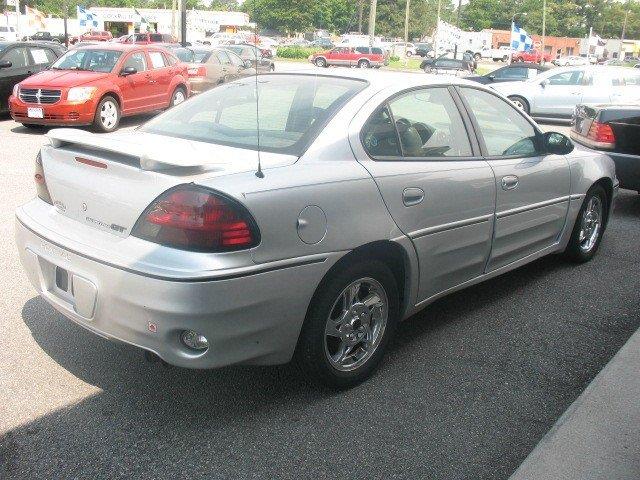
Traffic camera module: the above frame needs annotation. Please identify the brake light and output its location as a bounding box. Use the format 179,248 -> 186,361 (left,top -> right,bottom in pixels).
132,186 -> 260,252
187,65 -> 206,77
34,151 -> 52,205
587,121 -> 615,145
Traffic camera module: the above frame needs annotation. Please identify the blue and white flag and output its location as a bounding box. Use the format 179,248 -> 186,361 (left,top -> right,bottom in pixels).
511,23 -> 533,52
77,6 -> 98,28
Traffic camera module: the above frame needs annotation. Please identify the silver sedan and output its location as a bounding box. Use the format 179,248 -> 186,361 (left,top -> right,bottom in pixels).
492,65 -> 640,121
15,71 -> 617,388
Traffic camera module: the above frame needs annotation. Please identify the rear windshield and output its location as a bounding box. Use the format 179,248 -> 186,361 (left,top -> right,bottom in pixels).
171,47 -> 194,62
141,75 -> 367,156
51,49 -> 122,72
192,49 -> 211,62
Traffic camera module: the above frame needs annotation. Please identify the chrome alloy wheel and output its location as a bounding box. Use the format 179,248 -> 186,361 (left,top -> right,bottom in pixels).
173,89 -> 186,106
579,195 -> 602,253
100,100 -> 118,130
324,277 -> 388,372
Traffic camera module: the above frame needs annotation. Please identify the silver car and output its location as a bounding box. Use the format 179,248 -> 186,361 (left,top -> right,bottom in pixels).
492,66 -> 640,121
16,71 -> 617,388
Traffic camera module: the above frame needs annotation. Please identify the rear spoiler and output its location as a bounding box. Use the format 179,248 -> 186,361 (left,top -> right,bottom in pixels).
46,128 -> 228,171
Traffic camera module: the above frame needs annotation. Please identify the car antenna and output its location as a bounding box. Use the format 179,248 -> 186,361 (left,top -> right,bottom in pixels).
254,23 -> 264,179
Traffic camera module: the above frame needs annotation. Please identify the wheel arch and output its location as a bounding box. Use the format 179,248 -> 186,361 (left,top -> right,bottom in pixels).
98,91 -> 122,108
309,240 -> 413,324
592,177 -> 614,227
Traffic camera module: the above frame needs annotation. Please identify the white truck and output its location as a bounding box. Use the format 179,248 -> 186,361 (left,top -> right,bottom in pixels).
480,45 -> 514,62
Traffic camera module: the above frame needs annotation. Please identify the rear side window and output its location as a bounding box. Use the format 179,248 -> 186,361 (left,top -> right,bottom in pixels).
29,47 -> 56,64
216,51 -> 231,65
150,34 -> 163,42
386,87 -> 472,158
461,87 -> 540,157
355,47 -> 369,54
148,51 -> 166,68
362,106 -> 401,157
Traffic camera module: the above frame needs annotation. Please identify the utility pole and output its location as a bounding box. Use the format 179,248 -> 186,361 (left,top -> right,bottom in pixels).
368,0 -> 376,47
14,0 -> 19,39
404,0 -> 410,59
180,0 -> 187,46
171,0 -> 177,39
63,0 -> 68,47
619,8 -> 629,60
357,0 -> 363,34
542,0 -> 546,58
434,0 -> 441,57
454,0 -> 462,57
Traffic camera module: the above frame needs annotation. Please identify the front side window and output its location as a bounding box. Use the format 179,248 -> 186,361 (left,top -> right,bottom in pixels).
495,67 -> 527,79
461,87 -> 540,157
123,52 -> 146,72
141,75 -> 367,156
51,49 -> 122,73
547,70 -> 584,86
386,87 -> 472,158
2,47 -> 30,67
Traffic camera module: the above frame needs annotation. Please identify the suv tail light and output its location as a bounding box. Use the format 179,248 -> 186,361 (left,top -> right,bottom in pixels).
35,151 -> 53,205
132,185 -> 260,252
587,121 -> 616,145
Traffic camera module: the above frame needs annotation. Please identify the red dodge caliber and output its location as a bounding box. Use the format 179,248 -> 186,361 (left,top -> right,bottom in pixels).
9,44 -> 190,132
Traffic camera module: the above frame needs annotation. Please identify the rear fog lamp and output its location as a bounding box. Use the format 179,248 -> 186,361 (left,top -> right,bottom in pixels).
181,330 -> 209,351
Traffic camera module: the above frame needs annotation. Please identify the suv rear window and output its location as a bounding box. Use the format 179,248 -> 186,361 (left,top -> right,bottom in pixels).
141,75 -> 368,156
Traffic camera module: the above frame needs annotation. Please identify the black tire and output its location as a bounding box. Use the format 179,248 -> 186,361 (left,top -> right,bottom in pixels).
503,55 -> 509,62
406,51 -> 413,57
474,53 -> 481,61
170,86 -> 187,108
92,95 -> 120,133
357,59 -> 370,68
508,95 -> 530,114
294,259 -> 399,389
563,185 -> 608,263
314,57 -> 327,68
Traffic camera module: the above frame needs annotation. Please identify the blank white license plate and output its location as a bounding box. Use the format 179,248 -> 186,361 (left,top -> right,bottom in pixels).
27,107 -> 44,118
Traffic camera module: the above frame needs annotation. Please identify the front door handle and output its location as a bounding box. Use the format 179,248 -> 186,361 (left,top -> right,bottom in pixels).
402,187 -> 425,206
501,175 -> 519,191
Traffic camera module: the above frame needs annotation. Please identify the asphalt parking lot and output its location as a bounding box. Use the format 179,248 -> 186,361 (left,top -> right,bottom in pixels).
0,91 -> 638,479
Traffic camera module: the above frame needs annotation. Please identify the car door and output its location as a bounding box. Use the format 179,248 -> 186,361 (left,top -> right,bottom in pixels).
226,51 -> 245,79
352,86 -> 496,303
458,86 -> 570,271
115,51 -> 152,113
215,50 -> 233,82
147,50 -> 172,107
532,69 -> 585,117
0,46 -> 33,111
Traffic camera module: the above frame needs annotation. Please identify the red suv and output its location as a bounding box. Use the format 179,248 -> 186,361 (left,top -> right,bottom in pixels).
310,46 -> 387,68
512,49 -> 552,64
70,30 -> 112,44
9,44 -> 189,132
117,33 -> 177,44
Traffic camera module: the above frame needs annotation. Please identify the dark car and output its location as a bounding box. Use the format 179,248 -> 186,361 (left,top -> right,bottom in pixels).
0,41 -> 65,113
224,43 -> 274,72
571,103 -> 640,192
468,62 -> 551,84
420,55 -> 473,75
415,43 -> 433,57
22,31 -> 67,44
310,38 -> 334,49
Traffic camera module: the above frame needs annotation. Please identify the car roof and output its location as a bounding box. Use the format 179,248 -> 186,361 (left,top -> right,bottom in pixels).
1,40 -> 64,48
73,43 -> 150,51
266,69 -> 489,91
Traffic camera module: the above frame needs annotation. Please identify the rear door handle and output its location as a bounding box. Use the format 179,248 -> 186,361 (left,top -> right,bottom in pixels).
501,175 -> 519,191
402,187 -> 425,206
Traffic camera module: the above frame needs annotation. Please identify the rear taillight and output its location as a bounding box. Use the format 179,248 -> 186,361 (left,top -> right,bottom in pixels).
35,151 -> 53,205
587,121 -> 615,145
187,65 -> 206,77
132,185 -> 260,252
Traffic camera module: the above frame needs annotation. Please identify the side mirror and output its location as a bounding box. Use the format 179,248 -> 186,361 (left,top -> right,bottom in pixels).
120,66 -> 137,76
540,79 -> 549,88
243,59 -> 252,69
544,131 -> 574,155
488,74 -> 495,80
0,60 -> 12,68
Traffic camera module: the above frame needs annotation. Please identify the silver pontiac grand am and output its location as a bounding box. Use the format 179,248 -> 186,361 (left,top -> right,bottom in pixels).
16,71 -> 618,388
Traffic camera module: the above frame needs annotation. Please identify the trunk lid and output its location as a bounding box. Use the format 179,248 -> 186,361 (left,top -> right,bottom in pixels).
41,129 -> 297,238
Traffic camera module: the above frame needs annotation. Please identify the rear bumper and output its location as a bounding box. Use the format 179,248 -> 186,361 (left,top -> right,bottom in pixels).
570,132 -> 640,191
189,77 -> 215,95
15,200 -> 342,368
9,95 -> 96,126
